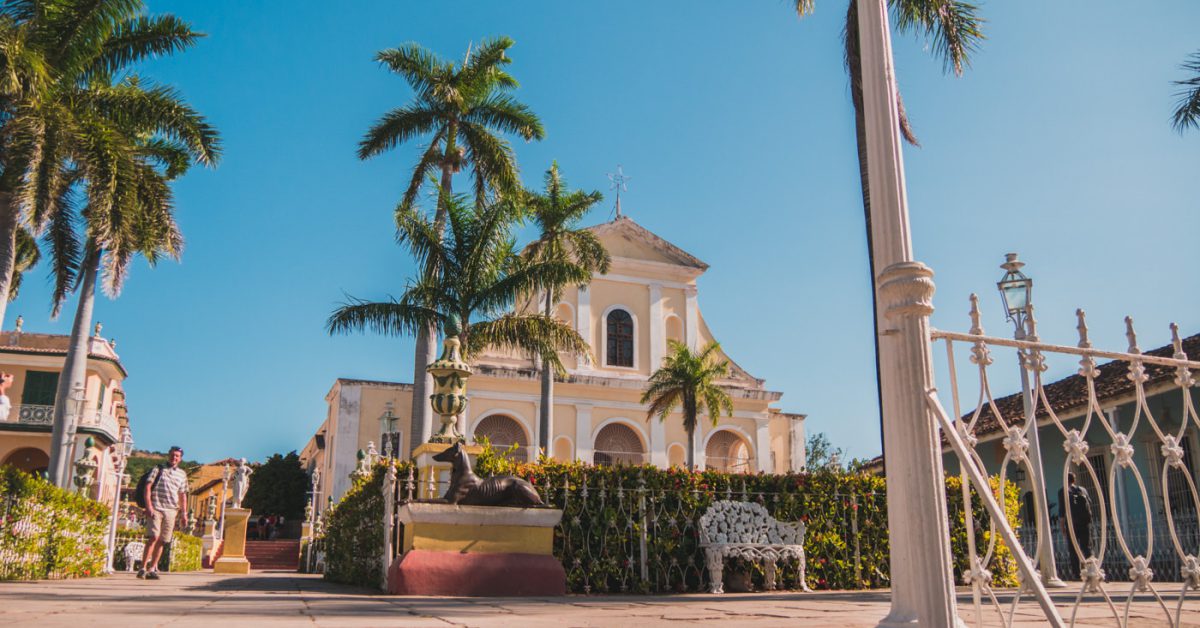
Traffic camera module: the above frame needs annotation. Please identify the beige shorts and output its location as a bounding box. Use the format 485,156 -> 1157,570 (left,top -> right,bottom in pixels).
146,508 -> 178,543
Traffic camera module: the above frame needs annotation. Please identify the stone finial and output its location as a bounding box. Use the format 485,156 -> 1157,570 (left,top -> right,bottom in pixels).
1125,316 -> 1141,355
13,315 -> 22,333
968,294 -> 984,336
93,321 -> 102,336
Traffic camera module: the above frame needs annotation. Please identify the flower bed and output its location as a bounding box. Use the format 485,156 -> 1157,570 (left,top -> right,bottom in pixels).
0,466 -> 110,580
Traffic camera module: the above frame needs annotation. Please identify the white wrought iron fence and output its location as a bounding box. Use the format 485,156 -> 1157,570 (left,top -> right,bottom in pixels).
931,296 -> 1200,626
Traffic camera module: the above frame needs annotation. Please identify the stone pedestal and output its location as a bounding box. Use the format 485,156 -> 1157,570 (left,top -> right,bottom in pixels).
201,519 -> 218,569
387,502 -> 565,596
411,442 -> 483,500
213,507 -> 251,574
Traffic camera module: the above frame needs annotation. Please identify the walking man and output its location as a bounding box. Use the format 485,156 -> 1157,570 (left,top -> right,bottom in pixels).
1058,471 -> 1093,579
139,446 -> 189,579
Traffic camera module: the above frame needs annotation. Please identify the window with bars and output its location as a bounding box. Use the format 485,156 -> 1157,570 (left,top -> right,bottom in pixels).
1087,453 -> 1110,512
606,309 -> 634,367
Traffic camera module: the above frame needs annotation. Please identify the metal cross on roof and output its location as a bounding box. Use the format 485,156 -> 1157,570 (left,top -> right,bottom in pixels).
607,165 -> 631,218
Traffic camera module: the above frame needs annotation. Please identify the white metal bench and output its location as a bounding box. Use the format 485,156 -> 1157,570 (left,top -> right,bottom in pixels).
123,541 -> 145,572
698,500 -> 810,593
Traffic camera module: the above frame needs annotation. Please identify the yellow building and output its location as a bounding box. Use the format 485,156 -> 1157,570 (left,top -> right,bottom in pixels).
0,324 -> 130,504
303,216 -> 807,505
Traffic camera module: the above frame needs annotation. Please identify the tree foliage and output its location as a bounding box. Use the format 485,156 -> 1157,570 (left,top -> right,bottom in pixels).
1172,51 -> 1200,133
805,432 -> 846,470
641,341 -> 734,470
241,451 -> 308,519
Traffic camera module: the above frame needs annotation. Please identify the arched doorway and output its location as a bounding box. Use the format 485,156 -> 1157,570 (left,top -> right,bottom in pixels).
3,447 -> 49,475
472,414 -> 531,461
593,422 -> 645,466
705,430 -> 753,473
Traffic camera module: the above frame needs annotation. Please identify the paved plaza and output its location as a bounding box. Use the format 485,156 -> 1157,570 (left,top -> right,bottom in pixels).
0,571 -> 1196,627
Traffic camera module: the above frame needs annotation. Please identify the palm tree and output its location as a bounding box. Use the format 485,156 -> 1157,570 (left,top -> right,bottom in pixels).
0,0 -> 214,332
358,37 -> 544,448
327,194 -> 591,442
521,163 -> 609,454
1172,51 -> 1200,133
791,0 -> 983,454
641,341 -> 734,471
31,4 -> 220,486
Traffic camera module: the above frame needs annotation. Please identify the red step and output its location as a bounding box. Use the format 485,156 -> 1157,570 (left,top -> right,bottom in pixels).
243,540 -> 300,571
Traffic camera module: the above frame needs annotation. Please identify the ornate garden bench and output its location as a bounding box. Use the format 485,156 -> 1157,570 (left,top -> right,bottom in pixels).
123,541 -> 145,572
698,500 -> 810,593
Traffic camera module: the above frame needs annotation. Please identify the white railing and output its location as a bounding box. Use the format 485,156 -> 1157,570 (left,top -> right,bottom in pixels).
932,296 -> 1200,626
9,404 -> 119,441
15,404 -> 54,426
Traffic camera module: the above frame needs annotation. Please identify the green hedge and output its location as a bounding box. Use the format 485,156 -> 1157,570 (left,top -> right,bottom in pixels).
113,526 -> 204,572
0,466 -> 110,580
320,453 -> 1021,593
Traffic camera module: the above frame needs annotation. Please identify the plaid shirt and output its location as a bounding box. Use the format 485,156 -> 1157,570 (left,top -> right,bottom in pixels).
149,466 -> 188,510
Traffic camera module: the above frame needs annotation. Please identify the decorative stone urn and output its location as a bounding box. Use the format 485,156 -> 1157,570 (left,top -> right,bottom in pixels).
73,436 -> 98,495
427,318 -> 471,443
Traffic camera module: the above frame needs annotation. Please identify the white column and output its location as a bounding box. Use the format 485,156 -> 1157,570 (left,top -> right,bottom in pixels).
578,286 -> 594,370
330,385 -> 361,504
789,415 -> 807,472
575,404 -> 593,463
531,400 -> 541,460
649,283 -> 665,370
858,1 -> 960,625
755,418 -> 771,473
650,415 -> 667,467
684,286 -> 699,351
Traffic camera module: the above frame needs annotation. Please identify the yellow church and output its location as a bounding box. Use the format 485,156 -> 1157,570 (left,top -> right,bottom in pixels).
302,215 -> 807,505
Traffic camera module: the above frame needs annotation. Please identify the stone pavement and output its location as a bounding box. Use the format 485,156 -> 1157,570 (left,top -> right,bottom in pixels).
0,571 -> 1196,627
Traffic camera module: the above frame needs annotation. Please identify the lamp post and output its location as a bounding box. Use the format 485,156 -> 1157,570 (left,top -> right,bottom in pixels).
379,402 -> 398,459
104,428 -> 134,573
998,253 -> 1064,587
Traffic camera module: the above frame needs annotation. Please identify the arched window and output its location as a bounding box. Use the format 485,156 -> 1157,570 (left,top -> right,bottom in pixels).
473,415 -> 530,461
606,309 -> 634,367
705,430 -> 753,473
593,422 -> 645,466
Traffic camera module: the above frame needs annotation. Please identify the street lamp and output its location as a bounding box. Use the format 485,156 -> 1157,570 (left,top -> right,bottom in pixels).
104,428 -> 134,573
997,253 -> 1065,587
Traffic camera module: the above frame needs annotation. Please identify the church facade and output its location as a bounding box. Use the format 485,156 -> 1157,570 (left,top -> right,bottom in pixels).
302,216 -> 806,505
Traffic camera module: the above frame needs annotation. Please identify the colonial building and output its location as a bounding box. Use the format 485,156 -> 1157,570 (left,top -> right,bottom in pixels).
0,323 -> 130,503
303,216 -> 807,505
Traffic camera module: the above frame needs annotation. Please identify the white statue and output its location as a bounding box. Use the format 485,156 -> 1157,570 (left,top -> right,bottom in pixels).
230,458 -> 253,509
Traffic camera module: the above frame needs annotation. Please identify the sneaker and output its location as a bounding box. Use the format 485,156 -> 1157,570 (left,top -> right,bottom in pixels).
145,571 -> 160,580
136,569 -> 146,579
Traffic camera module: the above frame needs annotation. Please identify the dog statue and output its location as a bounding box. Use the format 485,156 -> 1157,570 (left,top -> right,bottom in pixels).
432,441 -> 544,507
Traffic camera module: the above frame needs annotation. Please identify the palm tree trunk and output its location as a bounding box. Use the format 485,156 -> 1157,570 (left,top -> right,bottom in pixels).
47,246 -> 100,488
0,192 -> 19,331
686,425 -> 696,471
845,0 -> 888,469
538,291 -> 553,455
409,157 -> 457,449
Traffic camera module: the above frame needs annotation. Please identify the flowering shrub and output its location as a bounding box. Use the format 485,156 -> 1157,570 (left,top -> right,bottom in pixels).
319,452 -> 1020,592
0,466 -> 109,580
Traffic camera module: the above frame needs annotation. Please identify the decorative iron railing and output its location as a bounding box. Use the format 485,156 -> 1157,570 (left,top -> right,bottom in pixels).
931,296 -> 1200,626
15,404 -> 54,426
381,466 -> 885,594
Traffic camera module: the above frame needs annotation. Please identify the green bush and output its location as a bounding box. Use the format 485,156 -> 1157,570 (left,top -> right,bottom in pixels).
321,460 -> 413,588
0,466 -> 110,580
319,452 -> 1020,592
946,474 -> 1022,588
113,526 -> 204,572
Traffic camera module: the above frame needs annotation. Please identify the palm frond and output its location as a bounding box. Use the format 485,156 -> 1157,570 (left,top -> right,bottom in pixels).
1172,51 -> 1200,133
326,296 -> 440,338
891,0 -> 985,77
87,14 -> 201,79
357,103 -> 441,160
376,43 -> 443,101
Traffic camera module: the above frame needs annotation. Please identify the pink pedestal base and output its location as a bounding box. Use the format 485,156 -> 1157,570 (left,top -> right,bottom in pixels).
387,550 -> 566,596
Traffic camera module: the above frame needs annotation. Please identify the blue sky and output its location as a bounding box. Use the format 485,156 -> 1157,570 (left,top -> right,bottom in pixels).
10,1 -> 1200,463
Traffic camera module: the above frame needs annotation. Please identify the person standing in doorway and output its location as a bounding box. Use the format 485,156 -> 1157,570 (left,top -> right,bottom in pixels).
139,446 -> 189,579
1058,471 -> 1093,579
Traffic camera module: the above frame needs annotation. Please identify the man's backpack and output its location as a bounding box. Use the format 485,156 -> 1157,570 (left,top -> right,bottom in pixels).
134,465 -> 164,509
